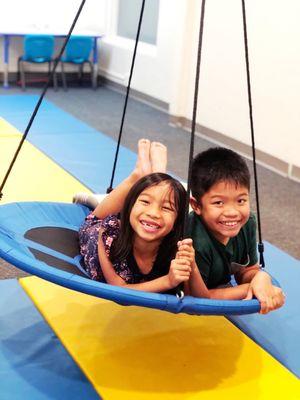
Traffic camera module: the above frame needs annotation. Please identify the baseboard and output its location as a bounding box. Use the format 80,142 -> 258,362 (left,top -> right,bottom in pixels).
1,72 -> 97,88
291,165 -> 300,181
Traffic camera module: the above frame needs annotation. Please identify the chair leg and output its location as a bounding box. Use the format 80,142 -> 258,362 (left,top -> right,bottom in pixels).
51,61 -> 58,91
53,70 -> 58,91
78,64 -> 84,86
17,57 -> 21,84
19,60 -> 26,91
88,61 -> 96,89
61,62 -> 67,91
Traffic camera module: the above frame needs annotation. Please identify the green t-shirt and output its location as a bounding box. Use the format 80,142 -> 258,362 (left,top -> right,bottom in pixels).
187,212 -> 258,289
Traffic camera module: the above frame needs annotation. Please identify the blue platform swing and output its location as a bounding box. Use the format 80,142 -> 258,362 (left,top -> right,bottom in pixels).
0,0 -> 278,316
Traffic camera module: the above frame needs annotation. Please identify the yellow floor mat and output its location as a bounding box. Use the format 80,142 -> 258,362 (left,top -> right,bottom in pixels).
0,117 -> 90,203
20,276 -> 300,400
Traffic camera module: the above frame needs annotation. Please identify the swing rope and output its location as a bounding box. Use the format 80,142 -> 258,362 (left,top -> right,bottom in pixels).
241,0 -> 265,268
0,0 -> 87,200
183,0 -> 265,269
175,0 -> 207,299
183,0 -> 207,239
107,0 -> 146,193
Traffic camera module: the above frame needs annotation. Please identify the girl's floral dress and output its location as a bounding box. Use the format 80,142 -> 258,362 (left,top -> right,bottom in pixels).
78,213 -> 134,282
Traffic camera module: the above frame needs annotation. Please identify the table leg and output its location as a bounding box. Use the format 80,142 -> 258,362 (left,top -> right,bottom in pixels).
3,35 -> 10,88
92,37 -> 98,89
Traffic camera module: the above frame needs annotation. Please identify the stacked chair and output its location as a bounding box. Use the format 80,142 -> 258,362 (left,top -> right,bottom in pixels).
18,34 -> 57,91
59,36 -> 95,90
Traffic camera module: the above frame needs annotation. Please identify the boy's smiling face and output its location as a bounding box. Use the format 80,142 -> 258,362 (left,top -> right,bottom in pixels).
191,180 -> 250,245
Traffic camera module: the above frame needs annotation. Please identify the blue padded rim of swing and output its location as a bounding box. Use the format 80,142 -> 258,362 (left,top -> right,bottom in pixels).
0,201 -> 261,316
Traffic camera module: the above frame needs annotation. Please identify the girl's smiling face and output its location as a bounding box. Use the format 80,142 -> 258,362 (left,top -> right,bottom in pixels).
191,180 -> 250,245
129,182 -> 177,245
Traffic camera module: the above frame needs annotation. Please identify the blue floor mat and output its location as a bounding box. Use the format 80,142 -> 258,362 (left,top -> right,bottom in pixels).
0,279 -> 100,400
0,94 -> 136,193
229,242 -> 300,378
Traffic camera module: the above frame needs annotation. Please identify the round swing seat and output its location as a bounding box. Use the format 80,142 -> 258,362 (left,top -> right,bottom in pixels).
0,201 -> 266,316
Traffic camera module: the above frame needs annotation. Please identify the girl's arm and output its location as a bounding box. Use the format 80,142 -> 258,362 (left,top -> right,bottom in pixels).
176,239 -> 210,298
98,235 -> 191,292
93,171 -> 140,220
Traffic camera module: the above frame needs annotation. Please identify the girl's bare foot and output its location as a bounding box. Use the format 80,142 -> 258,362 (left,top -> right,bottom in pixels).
135,138 -> 152,177
150,142 -> 167,173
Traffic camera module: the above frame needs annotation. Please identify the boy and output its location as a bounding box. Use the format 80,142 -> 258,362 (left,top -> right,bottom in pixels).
188,147 -> 285,314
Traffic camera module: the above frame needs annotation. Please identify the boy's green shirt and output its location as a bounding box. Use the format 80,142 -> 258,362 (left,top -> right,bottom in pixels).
187,212 -> 258,289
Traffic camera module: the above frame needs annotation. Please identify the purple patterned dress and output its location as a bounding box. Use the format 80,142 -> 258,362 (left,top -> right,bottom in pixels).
79,213 -> 136,282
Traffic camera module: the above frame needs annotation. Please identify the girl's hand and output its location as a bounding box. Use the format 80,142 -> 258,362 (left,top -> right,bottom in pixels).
176,238 -> 196,267
168,258 -> 191,288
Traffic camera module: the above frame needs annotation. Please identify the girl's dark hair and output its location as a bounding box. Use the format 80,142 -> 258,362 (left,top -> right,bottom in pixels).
109,173 -> 186,265
191,147 -> 250,201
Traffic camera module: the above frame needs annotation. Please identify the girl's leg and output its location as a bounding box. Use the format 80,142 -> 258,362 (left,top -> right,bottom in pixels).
73,193 -> 104,209
93,139 -> 152,219
150,142 -> 167,173
73,139 -> 151,211
135,138 -> 152,176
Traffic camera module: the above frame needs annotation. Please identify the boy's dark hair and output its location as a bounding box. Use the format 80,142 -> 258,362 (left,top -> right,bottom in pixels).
191,147 -> 250,201
109,172 -> 186,265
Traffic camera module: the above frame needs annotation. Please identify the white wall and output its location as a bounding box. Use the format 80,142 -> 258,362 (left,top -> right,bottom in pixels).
0,0 -> 106,33
169,0 -> 300,171
0,0 -> 106,71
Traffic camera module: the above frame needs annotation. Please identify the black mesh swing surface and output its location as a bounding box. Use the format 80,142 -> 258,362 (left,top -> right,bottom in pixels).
25,226 -> 87,277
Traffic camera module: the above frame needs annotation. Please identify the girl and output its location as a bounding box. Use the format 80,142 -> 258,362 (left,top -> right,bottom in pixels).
78,139 -> 209,294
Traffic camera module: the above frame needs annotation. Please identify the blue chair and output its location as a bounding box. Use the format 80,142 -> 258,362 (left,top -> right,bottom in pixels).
18,35 -> 57,91
60,36 -> 95,90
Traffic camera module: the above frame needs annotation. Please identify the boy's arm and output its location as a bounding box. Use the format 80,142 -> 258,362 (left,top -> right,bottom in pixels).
235,265 -> 285,313
234,263 -> 260,284
233,215 -> 284,313
178,239 -> 250,300
209,284 -> 250,300
189,262 -> 250,299
183,240 -> 283,303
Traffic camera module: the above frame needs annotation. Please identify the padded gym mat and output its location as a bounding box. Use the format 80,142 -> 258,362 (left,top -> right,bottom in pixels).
0,279 -> 100,400
20,276 -> 300,400
229,242 -> 300,378
0,117 -> 90,203
0,94 -> 136,193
